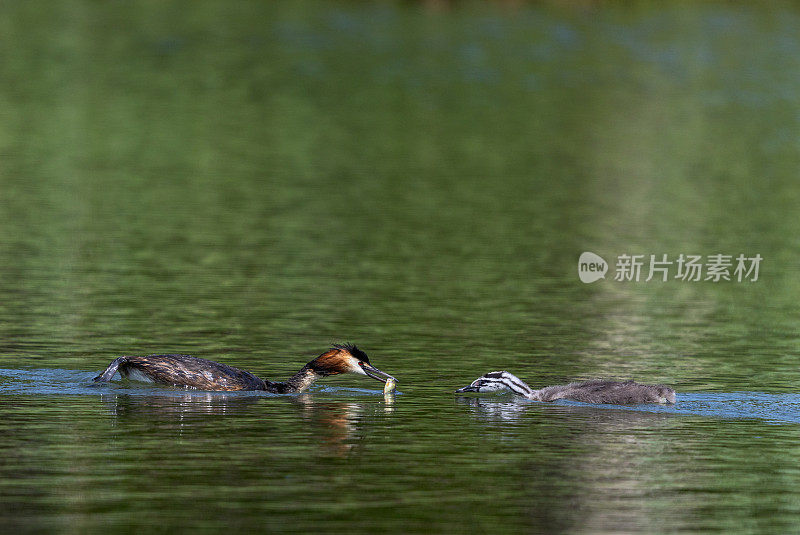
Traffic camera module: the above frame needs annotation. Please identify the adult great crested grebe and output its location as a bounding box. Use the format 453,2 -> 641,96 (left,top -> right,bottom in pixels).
93,343 -> 395,393
456,371 -> 676,404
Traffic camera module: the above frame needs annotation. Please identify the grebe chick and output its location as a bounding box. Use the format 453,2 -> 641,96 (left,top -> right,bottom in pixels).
455,371 -> 676,405
93,344 -> 395,393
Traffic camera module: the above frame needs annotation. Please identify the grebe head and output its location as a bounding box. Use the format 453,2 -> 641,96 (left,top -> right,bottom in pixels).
455,371 -> 533,397
309,343 -> 395,383
455,374 -> 509,394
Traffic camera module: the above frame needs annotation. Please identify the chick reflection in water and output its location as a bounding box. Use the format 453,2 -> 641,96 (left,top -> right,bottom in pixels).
94,344 -> 395,393
457,371 -> 676,405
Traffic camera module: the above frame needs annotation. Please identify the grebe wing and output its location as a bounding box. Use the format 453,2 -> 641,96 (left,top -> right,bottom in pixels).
94,354 -> 267,391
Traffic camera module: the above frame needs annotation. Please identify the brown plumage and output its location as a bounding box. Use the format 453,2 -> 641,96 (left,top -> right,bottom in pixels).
93,344 -> 395,393
532,379 -> 677,404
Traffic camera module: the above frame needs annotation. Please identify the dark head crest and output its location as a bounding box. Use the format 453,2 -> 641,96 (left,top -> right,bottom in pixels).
331,342 -> 370,364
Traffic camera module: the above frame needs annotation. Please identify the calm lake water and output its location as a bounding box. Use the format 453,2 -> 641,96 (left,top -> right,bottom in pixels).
2,1 -> 800,533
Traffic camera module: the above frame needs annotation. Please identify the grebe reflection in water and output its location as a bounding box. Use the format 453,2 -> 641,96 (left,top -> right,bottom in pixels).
456,371 -> 676,405
93,344 -> 395,393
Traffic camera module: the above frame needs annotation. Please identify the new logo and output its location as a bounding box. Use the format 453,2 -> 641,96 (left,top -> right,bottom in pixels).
578,252 -> 608,283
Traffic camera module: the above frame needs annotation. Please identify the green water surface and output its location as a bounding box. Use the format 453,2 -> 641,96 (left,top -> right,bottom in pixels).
2,1 -> 800,533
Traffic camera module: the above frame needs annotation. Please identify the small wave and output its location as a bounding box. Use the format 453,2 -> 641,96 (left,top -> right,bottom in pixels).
585,392 -> 800,425
0,368 -> 395,398
457,392 -> 800,425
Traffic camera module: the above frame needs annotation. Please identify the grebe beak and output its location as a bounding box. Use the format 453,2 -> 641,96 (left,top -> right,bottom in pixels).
455,385 -> 479,393
359,362 -> 395,383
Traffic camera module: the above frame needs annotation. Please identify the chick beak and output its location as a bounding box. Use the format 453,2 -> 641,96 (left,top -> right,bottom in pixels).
359,362 -> 395,383
455,385 -> 479,393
